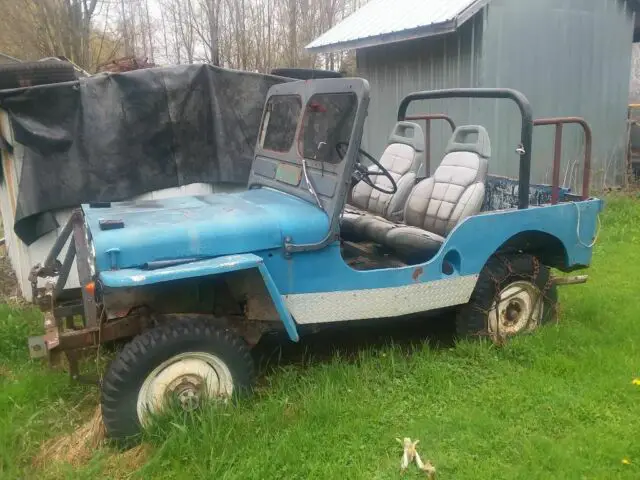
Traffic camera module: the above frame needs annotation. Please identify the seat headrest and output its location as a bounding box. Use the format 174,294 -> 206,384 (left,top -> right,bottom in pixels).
445,125 -> 491,158
387,121 -> 425,152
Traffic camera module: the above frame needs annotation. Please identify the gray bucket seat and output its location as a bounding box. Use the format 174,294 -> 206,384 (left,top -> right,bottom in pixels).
344,125 -> 490,260
341,121 -> 425,241
385,125 -> 491,260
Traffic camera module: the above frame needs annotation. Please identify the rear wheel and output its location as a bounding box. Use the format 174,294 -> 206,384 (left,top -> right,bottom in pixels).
101,316 -> 255,442
456,254 -> 557,344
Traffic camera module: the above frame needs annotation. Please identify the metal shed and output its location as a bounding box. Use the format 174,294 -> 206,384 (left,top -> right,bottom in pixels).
308,0 -> 638,189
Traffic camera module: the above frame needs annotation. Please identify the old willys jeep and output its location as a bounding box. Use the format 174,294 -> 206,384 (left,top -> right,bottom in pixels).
28,79 -> 602,440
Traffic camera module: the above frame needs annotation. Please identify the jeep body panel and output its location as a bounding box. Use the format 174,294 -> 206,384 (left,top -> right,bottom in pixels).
84,188 -> 329,272
266,198 -> 602,324
95,197 -> 601,327
100,252 -> 300,341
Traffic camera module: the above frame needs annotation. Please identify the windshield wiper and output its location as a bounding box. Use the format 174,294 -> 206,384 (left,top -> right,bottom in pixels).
302,155 -> 323,210
302,141 -> 326,211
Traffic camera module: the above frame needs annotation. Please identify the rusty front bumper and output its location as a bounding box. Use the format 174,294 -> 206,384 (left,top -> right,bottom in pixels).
28,311 -> 146,360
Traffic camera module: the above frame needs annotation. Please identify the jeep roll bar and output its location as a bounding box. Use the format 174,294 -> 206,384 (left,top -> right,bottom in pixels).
397,88 -> 534,209
532,117 -> 592,203
403,114 -> 456,177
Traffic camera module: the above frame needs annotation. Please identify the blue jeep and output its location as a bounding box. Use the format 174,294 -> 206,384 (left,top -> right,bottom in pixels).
28,79 -> 602,440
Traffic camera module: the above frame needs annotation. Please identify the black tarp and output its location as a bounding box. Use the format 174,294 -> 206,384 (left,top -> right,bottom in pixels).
0,64 -> 290,244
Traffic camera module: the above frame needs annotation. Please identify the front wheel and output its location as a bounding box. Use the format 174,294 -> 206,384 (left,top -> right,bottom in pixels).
456,254 -> 557,344
101,317 -> 255,442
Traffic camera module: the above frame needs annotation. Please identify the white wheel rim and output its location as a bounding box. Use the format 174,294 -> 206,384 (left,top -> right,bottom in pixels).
488,280 -> 543,337
136,352 -> 233,426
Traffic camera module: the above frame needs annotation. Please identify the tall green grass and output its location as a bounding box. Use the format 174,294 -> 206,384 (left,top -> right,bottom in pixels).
1,195 -> 639,479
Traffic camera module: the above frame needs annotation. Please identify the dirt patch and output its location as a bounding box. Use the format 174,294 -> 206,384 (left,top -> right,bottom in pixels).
33,406 -> 106,468
33,404 -> 149,475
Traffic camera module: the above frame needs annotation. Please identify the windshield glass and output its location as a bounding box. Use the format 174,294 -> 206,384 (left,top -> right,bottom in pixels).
298,92 -> 357,163
258,95 -> 301,152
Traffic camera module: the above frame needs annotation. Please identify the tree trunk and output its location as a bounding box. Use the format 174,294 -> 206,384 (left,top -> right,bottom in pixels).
120,0 -> 131,55
145,0 -> 154,62
208,0 -> 219,65
266,0 -> 272,71
288,0 -> 297,67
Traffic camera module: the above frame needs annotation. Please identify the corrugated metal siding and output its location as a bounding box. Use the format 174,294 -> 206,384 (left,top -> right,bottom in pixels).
358,0 -> 635,189
358,13 -> 484,176
480,0 -> 634,189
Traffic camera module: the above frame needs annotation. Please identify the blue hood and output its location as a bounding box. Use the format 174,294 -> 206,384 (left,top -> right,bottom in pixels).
83,188 -> 329,272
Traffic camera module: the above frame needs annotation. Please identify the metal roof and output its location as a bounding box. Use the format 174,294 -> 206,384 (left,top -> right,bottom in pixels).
306,0 -> 489,53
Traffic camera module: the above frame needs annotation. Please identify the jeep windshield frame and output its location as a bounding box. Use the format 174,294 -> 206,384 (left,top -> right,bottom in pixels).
248,78 -> 370,253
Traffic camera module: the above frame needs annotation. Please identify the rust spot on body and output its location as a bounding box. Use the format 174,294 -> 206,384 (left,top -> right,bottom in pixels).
412,267 -> 424,282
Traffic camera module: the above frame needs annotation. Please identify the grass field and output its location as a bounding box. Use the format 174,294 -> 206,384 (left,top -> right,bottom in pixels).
1,195 -> 639,479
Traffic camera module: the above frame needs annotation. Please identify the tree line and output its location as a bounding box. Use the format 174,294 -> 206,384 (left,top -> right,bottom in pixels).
0,0 -> 364,73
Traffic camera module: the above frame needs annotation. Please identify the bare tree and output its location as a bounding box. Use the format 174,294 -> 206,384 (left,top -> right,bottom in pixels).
0,0 -> 120,70
1,0 -> 364,73
144,0 -> 155,63
160,6 -> 171,62
206,0 -> 221,65
120,0 -> 132,55
288,0 -> 297,66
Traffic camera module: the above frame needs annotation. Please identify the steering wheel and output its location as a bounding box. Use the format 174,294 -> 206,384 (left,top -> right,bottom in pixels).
335,142 -> 397,195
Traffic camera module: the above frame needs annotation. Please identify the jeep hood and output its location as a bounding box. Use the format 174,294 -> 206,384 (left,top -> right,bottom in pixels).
83,188 -> 329,272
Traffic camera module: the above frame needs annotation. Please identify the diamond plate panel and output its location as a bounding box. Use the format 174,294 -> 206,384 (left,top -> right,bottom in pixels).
284,274 -> 479,324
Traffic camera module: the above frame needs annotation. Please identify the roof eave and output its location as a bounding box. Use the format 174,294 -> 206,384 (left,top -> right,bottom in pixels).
306,0 -> 490,53
306,19 -> 457,53
456,0 -> 489,28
